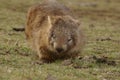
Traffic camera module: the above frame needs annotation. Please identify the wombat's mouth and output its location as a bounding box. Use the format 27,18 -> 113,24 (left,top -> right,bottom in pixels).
55,49 -> 69,55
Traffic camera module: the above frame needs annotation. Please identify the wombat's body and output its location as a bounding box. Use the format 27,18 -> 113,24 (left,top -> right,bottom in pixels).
25,0 -> 85,62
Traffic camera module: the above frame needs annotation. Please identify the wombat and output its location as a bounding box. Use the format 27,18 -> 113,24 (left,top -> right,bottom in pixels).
25,0 -> 85,62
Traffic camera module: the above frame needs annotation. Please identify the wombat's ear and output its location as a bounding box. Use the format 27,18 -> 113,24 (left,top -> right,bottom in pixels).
65,15 -> 80,26
73,19 -> 80,26
77,22 -> 80,26
47,16 -> 60,26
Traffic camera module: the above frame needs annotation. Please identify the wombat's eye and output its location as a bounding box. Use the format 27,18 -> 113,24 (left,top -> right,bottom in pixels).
51,34 -> 56,39
68,38 -> 72,43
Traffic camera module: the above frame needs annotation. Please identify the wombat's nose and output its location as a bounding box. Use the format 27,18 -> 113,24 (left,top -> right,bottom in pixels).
56,48 -> 64,53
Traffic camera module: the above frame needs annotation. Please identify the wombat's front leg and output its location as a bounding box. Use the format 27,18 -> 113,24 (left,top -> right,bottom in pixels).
36,48 -> 42,58
37,50 -> 53,63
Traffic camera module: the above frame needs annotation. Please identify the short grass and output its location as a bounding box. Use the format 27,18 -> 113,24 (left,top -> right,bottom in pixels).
0,0 -> 120,80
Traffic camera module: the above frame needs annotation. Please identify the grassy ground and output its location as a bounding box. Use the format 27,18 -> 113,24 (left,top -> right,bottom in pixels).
0,0 -> 120,80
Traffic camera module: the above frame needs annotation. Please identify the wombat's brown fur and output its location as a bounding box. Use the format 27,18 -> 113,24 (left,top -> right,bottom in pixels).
25,0 -> 85,62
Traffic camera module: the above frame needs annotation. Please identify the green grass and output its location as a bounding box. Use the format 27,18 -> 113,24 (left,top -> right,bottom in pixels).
0,0 -> 120,80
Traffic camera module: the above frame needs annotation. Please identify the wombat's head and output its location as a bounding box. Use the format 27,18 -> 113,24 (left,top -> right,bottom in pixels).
47,16 -> 79,54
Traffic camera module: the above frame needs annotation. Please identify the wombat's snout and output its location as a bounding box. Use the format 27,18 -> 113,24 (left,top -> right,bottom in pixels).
56,48 -> 64,53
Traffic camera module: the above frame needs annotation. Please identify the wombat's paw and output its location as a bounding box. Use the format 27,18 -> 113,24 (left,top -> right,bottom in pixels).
62,59 -> 73,66
33,59 -> 51,65
40,58 -> 54,63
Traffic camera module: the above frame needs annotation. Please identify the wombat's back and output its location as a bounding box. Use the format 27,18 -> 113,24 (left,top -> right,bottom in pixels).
29,0 -> 70,16
25,0 -> 71,41
41,0 -> 70,15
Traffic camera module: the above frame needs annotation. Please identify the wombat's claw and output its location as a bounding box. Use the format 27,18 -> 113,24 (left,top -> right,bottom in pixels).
35,60 -> 45,65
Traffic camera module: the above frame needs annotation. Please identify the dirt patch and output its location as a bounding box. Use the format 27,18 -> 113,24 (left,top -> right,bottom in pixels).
96,37 -> 112,41
93,56 -> 116,66
62,56 -> 117,69
12,27 -> 25,32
